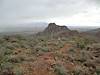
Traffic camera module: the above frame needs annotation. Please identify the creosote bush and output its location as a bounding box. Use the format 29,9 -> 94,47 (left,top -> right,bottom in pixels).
14,67 -> 23,75
53,64 -> 67,75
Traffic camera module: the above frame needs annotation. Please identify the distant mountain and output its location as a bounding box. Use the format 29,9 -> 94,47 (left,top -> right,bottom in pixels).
88,28 -> 100,38
87,28 -> 100,34
43,23 -> 70,34
68,26 -> 100,32
0,22 -> 48,35
37,23 -> 79,37
83,28 -> 100,39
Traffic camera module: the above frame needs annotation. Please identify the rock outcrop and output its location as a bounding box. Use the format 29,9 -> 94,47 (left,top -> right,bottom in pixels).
36,23 -> 79,38
43,23 -> 70,34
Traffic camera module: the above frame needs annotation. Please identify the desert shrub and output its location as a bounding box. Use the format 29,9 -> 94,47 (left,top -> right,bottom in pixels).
4,49 -> 13,55
5,43 -> 16,50
0,68 -> 14,75
0,55 -> 23,75
68,48 -> 75,53
8,56 -> 25,63
0,56 -> 13,74
0,61 -> 14,75
75,51 -> 89,63
0,49 -> 5,59
12,35 -> 26,41
58,42 -> 65,48
54,64 -> 67,75
0,37 -> 5,44
0,62 -> 13,70
96,71 -> 100,75
0,55 -> 11,65
0,47 -> 13,55
73,65 -> 82,75
74,36 -> 96,50
14,67 -> 23,75
34,45 -> 49,53
41,47 -> 49,52
96,67 -> 100,75
60,37 -> 68,41
0,47 -> 14,74
55,51 -> 64,60
74,71 -> 80,75
77,42 -> 85,49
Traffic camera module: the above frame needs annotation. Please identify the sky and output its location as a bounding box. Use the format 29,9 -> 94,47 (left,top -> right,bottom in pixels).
0,0 -> 100,27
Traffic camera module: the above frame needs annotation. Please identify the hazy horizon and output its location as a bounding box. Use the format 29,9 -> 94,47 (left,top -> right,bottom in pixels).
0,22 -> 100,33
0,0 -> 100,28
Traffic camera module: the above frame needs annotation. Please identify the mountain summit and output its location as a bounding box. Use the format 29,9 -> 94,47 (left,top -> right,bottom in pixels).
43,23 -> 70,34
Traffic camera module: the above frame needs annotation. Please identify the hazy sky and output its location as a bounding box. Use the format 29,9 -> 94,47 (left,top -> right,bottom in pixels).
0,0 -> 100,26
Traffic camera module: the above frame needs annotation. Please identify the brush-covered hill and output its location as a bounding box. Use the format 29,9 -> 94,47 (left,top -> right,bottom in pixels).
87,28 -> 100,34
0,23 -> 100,75
84,28 -> 100,39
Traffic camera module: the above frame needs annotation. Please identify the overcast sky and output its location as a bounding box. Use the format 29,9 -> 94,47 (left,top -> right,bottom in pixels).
0,0 -> 100,27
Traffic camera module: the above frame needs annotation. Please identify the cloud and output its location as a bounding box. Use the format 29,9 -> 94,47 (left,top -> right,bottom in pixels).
0,0 -> 100,26
49,7 -> 100,26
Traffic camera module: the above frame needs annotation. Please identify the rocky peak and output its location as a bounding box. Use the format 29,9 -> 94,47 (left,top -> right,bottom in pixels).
44,23 -> 70,34
48,23 -> 57,27
36,23 -> 79,37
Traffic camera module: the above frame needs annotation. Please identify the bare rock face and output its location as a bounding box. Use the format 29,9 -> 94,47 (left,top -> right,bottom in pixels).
43,23 -> 70,34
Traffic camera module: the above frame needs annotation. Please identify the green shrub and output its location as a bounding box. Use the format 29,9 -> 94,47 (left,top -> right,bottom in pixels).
73,66 -> 82,75
96,68 -> 100,75
54,64 -> 67,75
8,56 -> 25,63
74,37 -> 95,49
68,48 -> 75,53
35,46 -> 49,53
41,47 -> 49,52
77,43 -> 85,49
96,71 -> 100,75
14,68 -> 23,75
0,62 -> 13,70
0,55 -> 11,66
76,51 -> 87,63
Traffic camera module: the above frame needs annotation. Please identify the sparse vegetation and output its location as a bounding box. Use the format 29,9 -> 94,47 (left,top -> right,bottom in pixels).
14,67 -> 23,75
0,23 -> 100,75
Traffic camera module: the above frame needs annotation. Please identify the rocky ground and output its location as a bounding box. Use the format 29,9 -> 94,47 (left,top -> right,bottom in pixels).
0,23 -> 100,75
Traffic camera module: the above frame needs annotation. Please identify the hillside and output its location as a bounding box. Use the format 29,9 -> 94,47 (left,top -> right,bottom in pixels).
84,28 -> 100,39
0,23 -> 100,75
87,28 -> 100,34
